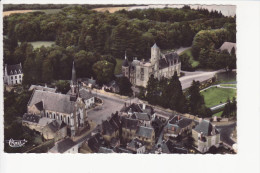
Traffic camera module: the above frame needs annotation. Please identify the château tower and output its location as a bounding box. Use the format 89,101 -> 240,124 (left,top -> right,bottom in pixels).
151,43 -> 160,71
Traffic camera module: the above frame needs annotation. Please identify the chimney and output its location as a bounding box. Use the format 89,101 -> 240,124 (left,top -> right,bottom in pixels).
178,115 -> 180,121
45,83 -> 47,88
142,104 -> 146,110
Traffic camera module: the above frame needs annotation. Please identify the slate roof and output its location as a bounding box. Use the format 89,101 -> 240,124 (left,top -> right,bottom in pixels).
152,43 -> 159,49
34,101 -> 44,111
124,103 -> 143,113
136,126 -> 154,139
46,120 -> 66,133
29,85 -> 57,92
219,42 -> 236,54
168,115 -> 193,129
132,112 -> 151,121
113,147 -> 133,153
122,58 -> 129,67
87,133 -> 105,153
79,88 -> 95,100
56,138 -> 77,153
109,113 -> 121,131
102,120 -> 115,135
122,117 -> 138,130
22,113 -> 40,123
6,63 -> 23,75
194,120 -> 219,136
127,138 -> 144,150
28,90 -> 75,114
98,147 -> 115,153
159,52 -> 179,69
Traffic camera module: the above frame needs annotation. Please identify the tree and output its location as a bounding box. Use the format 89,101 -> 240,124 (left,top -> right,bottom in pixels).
180,53 -> 193,71
117,77 -> 132,96
146,75 -> 160,105
55,80 -> 71,94
188,80 -> 212,117
92,60 -> 114,85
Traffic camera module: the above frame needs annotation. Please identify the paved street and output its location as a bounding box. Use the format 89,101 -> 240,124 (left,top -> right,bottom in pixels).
180,70 -> 218,90
216,122 -> 236,147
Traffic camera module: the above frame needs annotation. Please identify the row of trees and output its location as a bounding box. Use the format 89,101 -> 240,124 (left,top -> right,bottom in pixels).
143,73 -> 212,117
4,6 -> 235,61
222,97 -> 237,118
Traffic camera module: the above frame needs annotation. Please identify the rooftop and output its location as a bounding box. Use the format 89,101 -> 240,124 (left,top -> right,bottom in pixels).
136,126 -> 154,139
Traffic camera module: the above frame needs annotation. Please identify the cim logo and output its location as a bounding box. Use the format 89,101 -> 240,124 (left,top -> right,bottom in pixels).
6,139 -> 27,148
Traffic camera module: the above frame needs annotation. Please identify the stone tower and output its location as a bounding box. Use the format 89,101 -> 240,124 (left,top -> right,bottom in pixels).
70,61 -> 78,101
151,43 -> 160,71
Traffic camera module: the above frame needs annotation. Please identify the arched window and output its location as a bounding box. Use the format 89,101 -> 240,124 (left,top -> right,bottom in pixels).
50,113 -> 52,119
46,112 -> 49,118
57,114 -> 59,120
53,114 -> 56,119
67,117 -> 70,125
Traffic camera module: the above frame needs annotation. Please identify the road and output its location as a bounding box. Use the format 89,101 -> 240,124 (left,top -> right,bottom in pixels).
216,122 -> 236,147
87,89 -> 173,125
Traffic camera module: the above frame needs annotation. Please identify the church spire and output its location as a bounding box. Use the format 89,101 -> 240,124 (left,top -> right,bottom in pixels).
71,61 -> 76,85
125,51 -> 127,60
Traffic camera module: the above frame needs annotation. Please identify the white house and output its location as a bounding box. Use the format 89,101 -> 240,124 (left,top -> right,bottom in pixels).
4,63 -> 23,85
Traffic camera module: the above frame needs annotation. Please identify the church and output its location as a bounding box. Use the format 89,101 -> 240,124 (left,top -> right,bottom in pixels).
25,62 -> 94,137
122,43 -> 181,87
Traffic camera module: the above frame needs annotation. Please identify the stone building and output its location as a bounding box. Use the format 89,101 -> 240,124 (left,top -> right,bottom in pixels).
122,43 -> 181,87
192,119 -> 220,153
26,62 -> 90,137
4,63 -> 23,85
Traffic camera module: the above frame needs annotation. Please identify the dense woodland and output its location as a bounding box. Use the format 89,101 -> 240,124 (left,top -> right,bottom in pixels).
3,5 -> 236,86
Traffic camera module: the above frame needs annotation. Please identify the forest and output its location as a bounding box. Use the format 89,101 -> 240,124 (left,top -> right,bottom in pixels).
3,5 -> 236,86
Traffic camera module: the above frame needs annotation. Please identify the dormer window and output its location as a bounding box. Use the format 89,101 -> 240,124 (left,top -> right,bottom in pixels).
10,71 -> 13,75
14,70 -> 17,74
18,70 -> 21,73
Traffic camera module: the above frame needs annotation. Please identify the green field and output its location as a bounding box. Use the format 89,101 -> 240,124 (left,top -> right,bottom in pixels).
215,71 -> 237,84
28,41 -> 55,49
201,87 -> 237,108
213,111 -> 223,117
219,84 -> 236,87
115,58 -> 123,75
180,48 -> 199,68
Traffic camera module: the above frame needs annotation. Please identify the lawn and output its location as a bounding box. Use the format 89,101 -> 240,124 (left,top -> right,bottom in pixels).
201,87 -> 236,108
180,48 -> 199,68
212,111 -> 223,117
219,84 -> 236,87
215,71 -> 237,84
28,41 -> 55,49
115,58 -> 123,75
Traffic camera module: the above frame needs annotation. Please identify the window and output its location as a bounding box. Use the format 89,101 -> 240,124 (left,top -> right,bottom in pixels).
15,76 -> 17,79
53,114 -> 56,119
11,76 -> 13,79
67,117 -> 70,124
19,75 -> 21,78
46,112 -> 49,118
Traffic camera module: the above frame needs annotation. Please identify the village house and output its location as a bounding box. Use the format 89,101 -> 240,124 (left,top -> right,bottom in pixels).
135,126 -> 155,149
164,115 -> 194,140
126,138 -> 146,154
101,112 -> 121,143
48,138 -> 78,153
121,117 -> 139,142
122,43 -> 181,87
42,120 -> 67,141
85,133 -> 105,153
4,63 -> 23,85
192,119 -> 221,153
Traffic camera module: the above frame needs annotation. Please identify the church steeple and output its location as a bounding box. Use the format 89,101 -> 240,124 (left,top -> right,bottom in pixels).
71,61 -> 76,85
70,61 -> 78,101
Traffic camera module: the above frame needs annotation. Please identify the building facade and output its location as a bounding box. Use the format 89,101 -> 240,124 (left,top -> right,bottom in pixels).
26,62 -> 91,137
4,63 -> 23,85
122,43 -> 181,87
